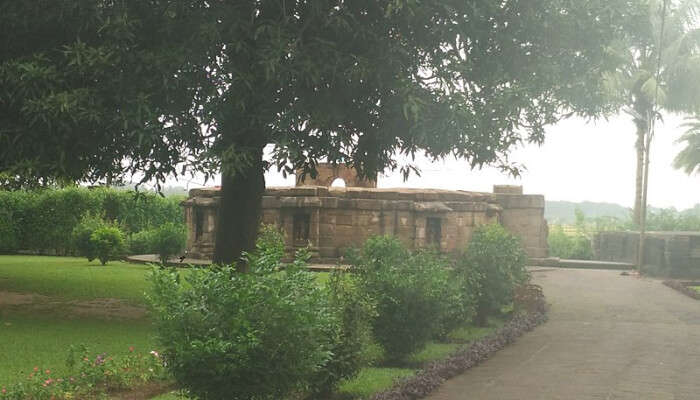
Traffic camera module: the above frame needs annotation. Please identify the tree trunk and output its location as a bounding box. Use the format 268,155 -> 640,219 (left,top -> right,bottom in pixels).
633,124 -> 645,226
213,145 -> 266,271
632,100 -> 649,227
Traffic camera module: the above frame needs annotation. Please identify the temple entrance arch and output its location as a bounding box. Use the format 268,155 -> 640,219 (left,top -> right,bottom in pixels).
296,163 -> 377,188
330,178 -> 347,188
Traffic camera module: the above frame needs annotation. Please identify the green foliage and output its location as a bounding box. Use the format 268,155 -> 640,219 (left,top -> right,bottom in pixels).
349,236 -> 461,361
0,187 -> 183,255
0,209 -> 17,254
459,224 -> 529,326
0,345 -> 165,400
151,223 -> 186,264
311,270 -> 376,396
244,224 -> 287,270
675,117 -> 700,175
71,213 -> 106,262
127,229 -> 157,256
90,226 -> 125,265
0,1 -> 632,187
547,226 -> 594,260
646,207 -> 700,231
147,238 -> 332,400
0,0 -> 636,264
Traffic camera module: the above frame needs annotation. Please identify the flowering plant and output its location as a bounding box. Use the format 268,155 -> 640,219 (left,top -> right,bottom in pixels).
0,345 -> 166,400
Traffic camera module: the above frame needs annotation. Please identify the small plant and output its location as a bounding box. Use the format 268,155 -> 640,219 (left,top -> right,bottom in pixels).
90,226 -> 125,265
458,224 -> 529,326
349,236 -> 458,362
71,213 -> 106,262
151,223 -> 187,264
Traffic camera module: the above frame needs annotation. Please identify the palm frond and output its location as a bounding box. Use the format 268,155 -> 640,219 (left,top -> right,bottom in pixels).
674,116 -> 700,174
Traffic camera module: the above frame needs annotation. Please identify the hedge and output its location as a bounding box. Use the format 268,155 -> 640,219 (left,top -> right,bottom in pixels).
0,187 -> 184,255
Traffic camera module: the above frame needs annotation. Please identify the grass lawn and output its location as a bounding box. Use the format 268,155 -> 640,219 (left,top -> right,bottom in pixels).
0,255 -> 159,303
0,312 -> 156,387
0,255 -> 161,388
692,286 -> 700,294
339,367 -> 416,399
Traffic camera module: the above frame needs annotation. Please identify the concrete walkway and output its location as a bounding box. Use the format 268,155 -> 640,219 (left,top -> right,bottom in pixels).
428,268 -> 700,400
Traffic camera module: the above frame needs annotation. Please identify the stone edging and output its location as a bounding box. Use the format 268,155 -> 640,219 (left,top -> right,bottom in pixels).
371,289 -> 548,400
663,280 -> 700,300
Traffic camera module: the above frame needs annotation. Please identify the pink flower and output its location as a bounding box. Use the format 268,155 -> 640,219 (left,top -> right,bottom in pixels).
33,367 -> 38,372
45,369 -> 50,374
129,346 -> 134,352
150,350 -> 160,358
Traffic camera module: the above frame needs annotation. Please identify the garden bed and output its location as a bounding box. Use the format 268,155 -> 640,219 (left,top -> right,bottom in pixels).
368,284 -> 548,400
663,280 -> 700,300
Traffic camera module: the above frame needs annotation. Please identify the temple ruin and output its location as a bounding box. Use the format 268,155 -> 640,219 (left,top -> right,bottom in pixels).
182,164 -> 549,262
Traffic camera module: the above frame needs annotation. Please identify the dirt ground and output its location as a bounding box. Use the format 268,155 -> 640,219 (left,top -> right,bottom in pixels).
0,290 -> 147,319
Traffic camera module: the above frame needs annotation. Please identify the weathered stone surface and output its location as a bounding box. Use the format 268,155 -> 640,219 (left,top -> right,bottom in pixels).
182,171 -> 549,261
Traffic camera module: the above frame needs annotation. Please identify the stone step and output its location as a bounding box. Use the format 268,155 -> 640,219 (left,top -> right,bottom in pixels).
530,257 -> 635,270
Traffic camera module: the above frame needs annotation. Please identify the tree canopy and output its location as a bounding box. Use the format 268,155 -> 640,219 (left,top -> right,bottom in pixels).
1,0 -> 637,264
601,0 -> 700,224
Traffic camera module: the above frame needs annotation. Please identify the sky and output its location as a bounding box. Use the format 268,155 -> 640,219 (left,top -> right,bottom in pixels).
175,112 -> 699,211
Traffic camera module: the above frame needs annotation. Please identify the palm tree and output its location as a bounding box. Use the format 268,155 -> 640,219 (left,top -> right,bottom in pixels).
604,0 -> 700,225
674,118 -> 700,174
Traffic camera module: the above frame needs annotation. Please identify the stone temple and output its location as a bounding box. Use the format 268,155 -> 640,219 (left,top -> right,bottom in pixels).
182,164 -> 548,262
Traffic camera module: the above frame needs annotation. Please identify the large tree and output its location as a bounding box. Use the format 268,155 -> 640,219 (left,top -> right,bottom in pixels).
1,0 -> 633,266
602,0 -> 700,225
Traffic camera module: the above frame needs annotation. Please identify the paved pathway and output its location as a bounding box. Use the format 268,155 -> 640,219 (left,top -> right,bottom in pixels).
428,268 -> 700,400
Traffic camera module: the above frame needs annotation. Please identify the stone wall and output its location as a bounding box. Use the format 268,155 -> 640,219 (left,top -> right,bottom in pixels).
593,231 -> 700,278
182,185 -> 549,262
493,186 -> 548,259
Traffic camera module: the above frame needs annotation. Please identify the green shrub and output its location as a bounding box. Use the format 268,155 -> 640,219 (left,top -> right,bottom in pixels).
72,214 -> 107,262
436,260 -> 479,340
311,270 -> 376,396
244,224 -> 287,269
349,236 -> 457,362
151,223 -> 187,264
0,187 -> 184,255
459,224 -> 529,326
147,235 -> 333,400
90,226 -> 125,265
127,229 -> 157,255
548,226 -> 593,260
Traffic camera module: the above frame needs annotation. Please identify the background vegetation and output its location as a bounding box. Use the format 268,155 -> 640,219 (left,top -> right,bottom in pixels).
0,187 -> 185,256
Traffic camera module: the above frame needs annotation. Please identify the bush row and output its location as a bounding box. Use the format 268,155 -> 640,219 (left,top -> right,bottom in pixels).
148,224 -> 530,400
70,215 -> 187,265
0,187 -> 184,255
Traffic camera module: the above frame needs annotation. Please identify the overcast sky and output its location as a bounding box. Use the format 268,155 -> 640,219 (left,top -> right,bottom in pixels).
176,113 -> 698,211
